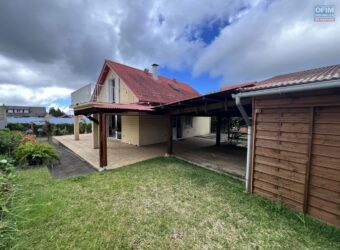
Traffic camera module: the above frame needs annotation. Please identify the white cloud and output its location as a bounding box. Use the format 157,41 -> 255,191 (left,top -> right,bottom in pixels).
0,0 -> 339,107
0,84 -> 73,107
193,0 -> 340,86
48,103 -> 71,115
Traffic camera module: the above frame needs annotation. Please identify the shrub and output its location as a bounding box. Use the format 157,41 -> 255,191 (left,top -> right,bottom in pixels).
0,156 -> 15,208
6,122 -> 91,136
0,129 -> 23,155
14,142 -> 59,167
0,155 -> 16,248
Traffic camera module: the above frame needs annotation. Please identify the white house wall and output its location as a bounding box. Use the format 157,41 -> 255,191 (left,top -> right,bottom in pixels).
121,115 -> 140,146
139,115 -> 168,146
181,117 -> 211,139
97,69 -> 138,104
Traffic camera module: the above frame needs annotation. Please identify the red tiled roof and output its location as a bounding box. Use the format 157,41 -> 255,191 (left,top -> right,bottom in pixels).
220,82 -> 256,92
242,64 -> 340,92
96,60 -> 200,104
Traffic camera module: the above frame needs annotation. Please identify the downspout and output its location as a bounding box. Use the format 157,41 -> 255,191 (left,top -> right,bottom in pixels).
234,96 -> 252,193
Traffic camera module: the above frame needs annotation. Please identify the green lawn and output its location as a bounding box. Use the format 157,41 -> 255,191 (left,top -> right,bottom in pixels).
3,157 -> 340,249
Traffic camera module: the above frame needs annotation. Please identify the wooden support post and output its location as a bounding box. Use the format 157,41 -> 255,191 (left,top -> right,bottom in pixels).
99,113 -> 107,168
303,107 -> 315,213
167,114 -> 173,155
227,115 -> 230,142
216,115 -> 221,146
74,115 -> 79,140
92,113 -> 99,149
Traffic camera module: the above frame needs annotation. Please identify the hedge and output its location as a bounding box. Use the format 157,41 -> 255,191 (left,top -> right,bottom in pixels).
6,123 -> 92,136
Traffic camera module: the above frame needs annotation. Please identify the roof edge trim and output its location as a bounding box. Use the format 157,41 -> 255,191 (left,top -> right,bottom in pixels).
232,79 -> 340,99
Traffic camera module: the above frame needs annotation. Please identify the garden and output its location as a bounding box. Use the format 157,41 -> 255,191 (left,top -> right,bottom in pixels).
0,127 -> 339,249
0,128 -> 59,249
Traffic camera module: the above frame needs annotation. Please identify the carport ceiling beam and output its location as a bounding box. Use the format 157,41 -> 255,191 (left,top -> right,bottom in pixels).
170,99 -> 250,115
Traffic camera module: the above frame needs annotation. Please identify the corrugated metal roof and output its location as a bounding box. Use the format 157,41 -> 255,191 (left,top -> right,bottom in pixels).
96,60 -> 200,104
242,64 -> 340,92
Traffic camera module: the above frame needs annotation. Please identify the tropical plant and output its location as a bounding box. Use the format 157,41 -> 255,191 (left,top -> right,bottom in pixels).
14,142 -> 59,167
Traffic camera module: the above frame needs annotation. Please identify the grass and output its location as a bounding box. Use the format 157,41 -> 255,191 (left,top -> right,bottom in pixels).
2,157 -> 340,249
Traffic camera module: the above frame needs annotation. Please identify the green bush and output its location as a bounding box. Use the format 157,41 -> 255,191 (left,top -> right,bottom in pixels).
14,142 -> 59,167
6,123 -> 91,136
0,129 -> 23,155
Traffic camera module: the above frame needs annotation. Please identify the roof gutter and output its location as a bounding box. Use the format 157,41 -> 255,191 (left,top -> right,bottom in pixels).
232,79 -> 340,99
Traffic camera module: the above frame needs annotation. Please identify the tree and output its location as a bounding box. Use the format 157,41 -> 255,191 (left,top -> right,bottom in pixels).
49,107 -> 65,117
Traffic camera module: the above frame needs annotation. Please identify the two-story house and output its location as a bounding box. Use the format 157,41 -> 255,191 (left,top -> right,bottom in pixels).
71,60 -> 211,166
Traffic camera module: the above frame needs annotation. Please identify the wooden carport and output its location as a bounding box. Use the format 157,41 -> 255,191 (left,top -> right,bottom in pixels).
158,83 -> 254,164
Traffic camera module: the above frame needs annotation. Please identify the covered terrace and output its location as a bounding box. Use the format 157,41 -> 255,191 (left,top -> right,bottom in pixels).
62,83 -> 254,180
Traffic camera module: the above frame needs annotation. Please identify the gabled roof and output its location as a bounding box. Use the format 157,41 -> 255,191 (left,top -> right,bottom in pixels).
242,64 -> 340,92
96,60 -> 200,104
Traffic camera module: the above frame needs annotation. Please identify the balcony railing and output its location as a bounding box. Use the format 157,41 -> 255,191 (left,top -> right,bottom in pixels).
71,83 -> 115,106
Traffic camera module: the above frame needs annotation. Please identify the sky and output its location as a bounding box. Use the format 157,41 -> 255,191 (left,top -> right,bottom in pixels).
0,0 -> 339,114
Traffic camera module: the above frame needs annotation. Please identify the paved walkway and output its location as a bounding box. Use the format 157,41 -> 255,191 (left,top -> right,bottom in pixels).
53,134 -> 246,178
48,142 -> 96,179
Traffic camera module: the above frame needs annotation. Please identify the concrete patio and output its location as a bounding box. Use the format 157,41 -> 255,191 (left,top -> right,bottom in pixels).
53,133 -> 246,178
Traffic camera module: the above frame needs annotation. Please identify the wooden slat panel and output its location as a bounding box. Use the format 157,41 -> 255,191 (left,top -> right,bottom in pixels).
309,175 -> 340,193
253,186 -> 303,211
255,163 -> 305,184
255,155 -> 306,174
257,112 -> 310,123
252,102 -> 340,227
311,155 -> 340,171
313,144 -> 340,159
254,171 -> 305,193
256,130 -> 309,144
256,138 -> 308,154
308,206 -> 340,227
257,122 -> 309,133
260,107 -> 310,114
309,185 -> 340,204
310,165 -> 340,182
315,106 -> 340,113
308,196 -> 340,216
313,134 -> 340,147
254,179 -> 304,204
315,112 -> 340,124
314,123 -> 340,136
255,147 -> 308,164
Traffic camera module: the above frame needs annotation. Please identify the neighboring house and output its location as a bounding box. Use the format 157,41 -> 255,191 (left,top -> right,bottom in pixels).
0,105 -> 7,129
71,60 -> 210,147
5,105 -> 46,117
